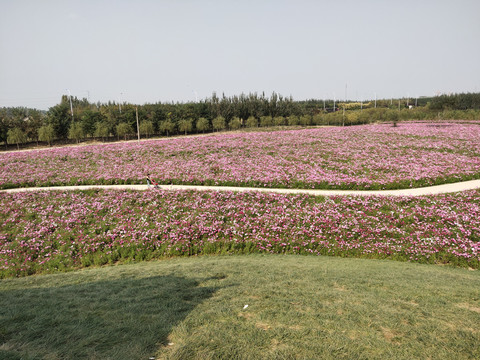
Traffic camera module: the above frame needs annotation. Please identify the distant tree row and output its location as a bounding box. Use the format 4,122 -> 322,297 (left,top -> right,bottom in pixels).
428,92 -> 480,110
1,92 -> 480,149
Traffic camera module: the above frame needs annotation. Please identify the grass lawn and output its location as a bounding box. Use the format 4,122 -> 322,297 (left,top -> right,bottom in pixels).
1,255 -> 479,359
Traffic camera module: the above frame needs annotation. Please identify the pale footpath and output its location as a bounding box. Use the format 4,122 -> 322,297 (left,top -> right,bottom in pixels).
2,179 -> 480,197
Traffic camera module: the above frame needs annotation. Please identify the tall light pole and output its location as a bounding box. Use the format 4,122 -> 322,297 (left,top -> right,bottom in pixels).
119,92 -> 123,113
136,106 -> 140,143
66,89 -> 74,123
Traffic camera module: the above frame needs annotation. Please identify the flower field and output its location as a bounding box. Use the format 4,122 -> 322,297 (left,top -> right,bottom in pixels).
1,122 -> 480,190
1,188 -> 479,277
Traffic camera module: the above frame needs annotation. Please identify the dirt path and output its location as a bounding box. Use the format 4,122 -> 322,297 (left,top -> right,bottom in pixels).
2,179 -> 480,197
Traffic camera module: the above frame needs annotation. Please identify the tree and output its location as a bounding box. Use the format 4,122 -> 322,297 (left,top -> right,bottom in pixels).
81,110 -> 105,137
38,124 -> 55,146
229,117 -> 242,130
68,122 -> 84,143
0,109 -> 10,147
312,114 -> 324,125
47,102 -> 71,140
346,111 -> 359,126
196,117 -> 210,133
94,122 -> 110,141
273,116 -> 285,126
7,127 -> 27,149
260,116 -> 273,127
245,116 -> 258,128
212,116 -> 226,132
159,120 -> 175,136
287,115 -> 300,126
24,109 -> 44,145
386,110 -> 399,127
178,119 -> 193,135
299,115 -> 311,126
116,123 -> 133,141
139,120 -> 154,137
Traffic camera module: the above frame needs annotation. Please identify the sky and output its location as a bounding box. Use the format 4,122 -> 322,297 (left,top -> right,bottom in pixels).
1,0 -> 479,110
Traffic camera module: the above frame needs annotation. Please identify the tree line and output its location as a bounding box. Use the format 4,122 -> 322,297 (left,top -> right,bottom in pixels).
1,92 -> 480,149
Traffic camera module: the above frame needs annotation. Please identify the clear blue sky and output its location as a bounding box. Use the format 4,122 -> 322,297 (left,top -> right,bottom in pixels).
1,0 -> 479,110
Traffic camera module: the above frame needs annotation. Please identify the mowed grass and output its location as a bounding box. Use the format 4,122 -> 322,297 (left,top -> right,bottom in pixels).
1,255 -> 479,360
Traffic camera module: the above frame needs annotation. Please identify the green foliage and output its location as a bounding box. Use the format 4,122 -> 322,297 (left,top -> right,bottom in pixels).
229,117 -> 242,130
116,123 -> 133,140
323,111 -> 343,125
312,113 -> 324,125
196,117 -> 210,133
68,122 -> 84,143
273,116 -> 285,126
260,116 -> 273,127
139,120 -> 154,137
386,110 -> 400,126
245,116 -> 258,128
429,92 -> 480,110
159,120 -> 175,136
7,128 -> 27,149
299,115 -> 311,126
47,102 -> 71,139
178,119 -> 193,135
212,116 -> 226,132
38,124 -> 55,145
287,115 -> 300,126
346,111 -> 359,126
81,110 -> 105,137
94,122 -> 109,140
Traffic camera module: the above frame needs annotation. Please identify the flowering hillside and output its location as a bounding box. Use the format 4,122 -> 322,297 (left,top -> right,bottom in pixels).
1,122 -> 480,190
1,189 -> 479,277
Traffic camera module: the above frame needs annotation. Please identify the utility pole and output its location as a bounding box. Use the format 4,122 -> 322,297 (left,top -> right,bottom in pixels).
136,106 -> 140,143
333,93 -> 336,112
374,92 -> 377,108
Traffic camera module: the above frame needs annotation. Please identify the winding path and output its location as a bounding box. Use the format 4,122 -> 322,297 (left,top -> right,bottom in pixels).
2,179 -> 480,196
